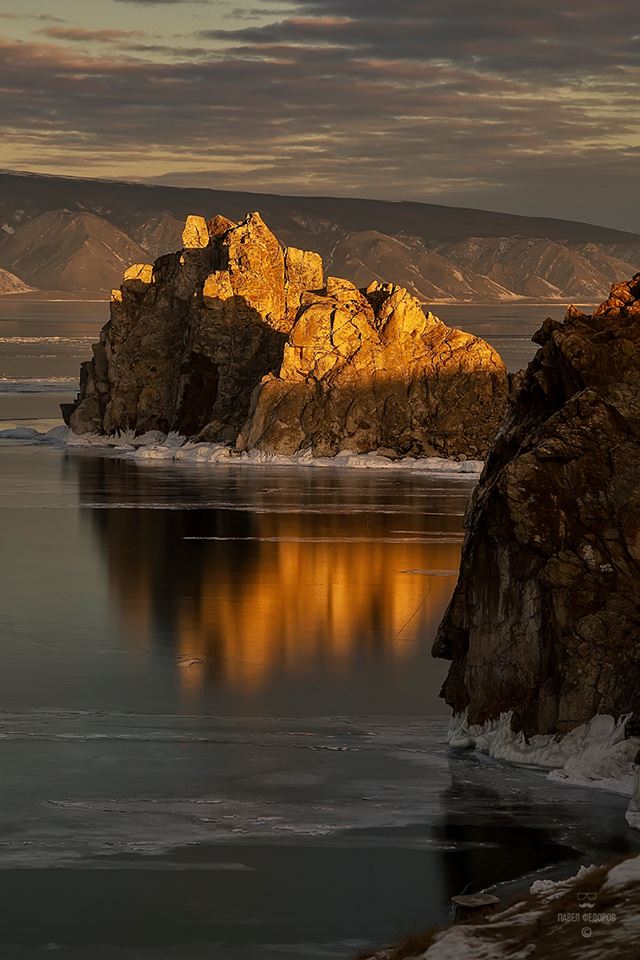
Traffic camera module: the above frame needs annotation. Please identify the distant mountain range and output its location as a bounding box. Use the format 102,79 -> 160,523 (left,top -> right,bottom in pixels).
0,170 -> 638,301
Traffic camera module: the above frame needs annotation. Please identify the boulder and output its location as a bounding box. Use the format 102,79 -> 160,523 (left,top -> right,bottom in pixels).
222,212 -> 288,330
122,263 -> 153,293
433,274 -> 640,736
182,215 -> 210,249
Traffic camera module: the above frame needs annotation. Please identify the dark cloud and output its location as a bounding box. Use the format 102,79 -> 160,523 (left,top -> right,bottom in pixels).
0,12 -> 66,22
39,26 -> 146,43
112,0 -> 206,5
205,1 -> 640,75
228,6 -> 298,19
1,0 -> 639,230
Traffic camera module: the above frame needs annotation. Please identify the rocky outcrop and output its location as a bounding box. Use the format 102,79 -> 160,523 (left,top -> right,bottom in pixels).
65,212 -> 323,440
434,276 -> 640,737
238,278 -> 506,459
64,212 -> 507,458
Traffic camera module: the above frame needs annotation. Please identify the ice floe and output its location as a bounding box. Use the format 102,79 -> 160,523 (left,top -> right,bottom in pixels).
0,423 -> 68,443
0,376 -> 78,393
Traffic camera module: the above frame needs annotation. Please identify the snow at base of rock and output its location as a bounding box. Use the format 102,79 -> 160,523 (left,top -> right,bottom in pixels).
529,864 -> 598,898
625,768 -> 640,831
133,440 -> 484,473
603,854 -> 640,890
2,425 -> 484,474
448,710 -> 640,829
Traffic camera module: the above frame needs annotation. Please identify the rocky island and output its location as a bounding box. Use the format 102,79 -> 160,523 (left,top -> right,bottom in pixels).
433,275 -> 640,823
63,212 -> 507,462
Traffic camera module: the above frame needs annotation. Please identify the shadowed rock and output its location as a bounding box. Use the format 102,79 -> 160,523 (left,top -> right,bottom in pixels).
433,274 -> 640,735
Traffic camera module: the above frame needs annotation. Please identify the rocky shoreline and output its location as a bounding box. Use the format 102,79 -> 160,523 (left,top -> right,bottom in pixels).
358,854 -> 640,960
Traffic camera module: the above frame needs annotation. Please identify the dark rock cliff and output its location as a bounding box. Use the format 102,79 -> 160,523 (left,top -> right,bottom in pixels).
434,275 -> 640,736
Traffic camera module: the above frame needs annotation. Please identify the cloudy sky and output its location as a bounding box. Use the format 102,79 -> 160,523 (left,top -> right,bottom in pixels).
0,0 -> 638,229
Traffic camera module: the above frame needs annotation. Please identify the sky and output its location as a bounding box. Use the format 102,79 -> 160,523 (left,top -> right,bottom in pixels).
0,0 -> 638,230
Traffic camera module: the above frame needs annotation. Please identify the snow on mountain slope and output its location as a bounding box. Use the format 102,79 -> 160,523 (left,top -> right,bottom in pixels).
134,213 -> 184,260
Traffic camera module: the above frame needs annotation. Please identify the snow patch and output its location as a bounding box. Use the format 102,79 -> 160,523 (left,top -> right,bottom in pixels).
66,428 -> 180,450
529,864 -> 598,899
625,767 -> 640,831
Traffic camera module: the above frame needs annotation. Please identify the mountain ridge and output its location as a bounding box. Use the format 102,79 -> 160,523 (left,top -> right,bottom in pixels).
2,169 -> 638,243
0,171 -> 638,300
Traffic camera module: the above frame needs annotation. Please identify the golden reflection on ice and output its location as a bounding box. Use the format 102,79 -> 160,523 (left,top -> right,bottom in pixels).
171,513 -> 461,695
172,528 -> 459,688
78,458 -> 465,698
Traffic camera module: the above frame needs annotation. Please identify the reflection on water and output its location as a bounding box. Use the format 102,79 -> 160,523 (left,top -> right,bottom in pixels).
1,445 -> 638,960
68,454 -> 468,710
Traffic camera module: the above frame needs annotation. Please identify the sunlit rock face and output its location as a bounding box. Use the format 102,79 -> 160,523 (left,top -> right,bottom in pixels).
64,212 -> 507,457
434,275 -> 640,736
239,279 -> 506,459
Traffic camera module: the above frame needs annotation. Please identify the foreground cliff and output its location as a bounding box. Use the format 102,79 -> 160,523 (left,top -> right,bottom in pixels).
434,275 -> 640,740
65,213 -> 507,460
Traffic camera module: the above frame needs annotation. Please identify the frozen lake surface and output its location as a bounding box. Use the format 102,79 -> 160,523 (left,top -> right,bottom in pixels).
2,299 -> 636,959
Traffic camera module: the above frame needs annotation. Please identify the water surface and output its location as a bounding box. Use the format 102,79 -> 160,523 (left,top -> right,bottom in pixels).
1,298 -> 633,960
